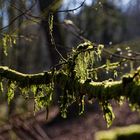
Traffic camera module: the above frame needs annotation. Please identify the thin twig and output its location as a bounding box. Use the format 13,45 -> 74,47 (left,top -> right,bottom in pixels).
0,0 -> 37,31
57,0 -> 86,13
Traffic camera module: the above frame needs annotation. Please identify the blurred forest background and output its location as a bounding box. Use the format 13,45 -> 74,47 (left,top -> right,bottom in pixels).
0,0 -> 140,139
1,0 -> 140,73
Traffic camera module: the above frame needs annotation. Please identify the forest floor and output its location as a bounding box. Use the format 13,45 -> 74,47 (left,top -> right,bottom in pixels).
0,100 -> 140,140
42,101 -> 140,140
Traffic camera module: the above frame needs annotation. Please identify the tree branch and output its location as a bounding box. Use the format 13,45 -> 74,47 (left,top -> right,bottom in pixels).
0,66 -> 140,105
0,66 -> 52,87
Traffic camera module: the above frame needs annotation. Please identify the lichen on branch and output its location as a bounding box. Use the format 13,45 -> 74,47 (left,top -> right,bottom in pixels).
0,66 -> 52,87
0,65 -> 140,103
0,41 -> 140,127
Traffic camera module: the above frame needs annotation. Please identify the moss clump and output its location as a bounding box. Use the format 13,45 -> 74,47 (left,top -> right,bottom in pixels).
95,125 -> 140,140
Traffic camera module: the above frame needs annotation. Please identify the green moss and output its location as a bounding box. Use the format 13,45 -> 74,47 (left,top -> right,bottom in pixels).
0,40 -> 140,126
95,125 -> 140,140
7,82 -> 16,104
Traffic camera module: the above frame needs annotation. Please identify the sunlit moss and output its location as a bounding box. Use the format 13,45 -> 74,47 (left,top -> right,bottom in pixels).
95,125 -> 140,140
7,82 -> 16,104
0,40 -> 140,126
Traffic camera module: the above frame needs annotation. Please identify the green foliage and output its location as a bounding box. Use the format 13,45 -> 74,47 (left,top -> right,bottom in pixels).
75,42 -> 104,81
48,13 -> 56,47
75,50 -> 95,81
48,13 -> 54,34
0,39 -> 140,127
59,41 -> 97,117
31,84 -> 54,113
79,94 -> 85,115
7,82 -> 16,104
0,80 -> 3,94
113,70 -> 118,78
2,34 -> 16,56
101,101 -> 115,128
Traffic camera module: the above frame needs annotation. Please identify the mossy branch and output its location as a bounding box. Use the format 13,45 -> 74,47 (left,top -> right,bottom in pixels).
0,66 -> 140,105
0,65 -> 140,127
58,71 -> 140,105
0,66 -> 52,87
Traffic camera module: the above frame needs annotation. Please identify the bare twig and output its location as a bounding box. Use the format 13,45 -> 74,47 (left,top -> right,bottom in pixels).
57,0 -> 86,13
0,0 -> 37,31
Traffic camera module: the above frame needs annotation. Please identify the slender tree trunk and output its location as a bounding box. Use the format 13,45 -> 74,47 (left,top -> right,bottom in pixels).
38,0 -> 66,66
